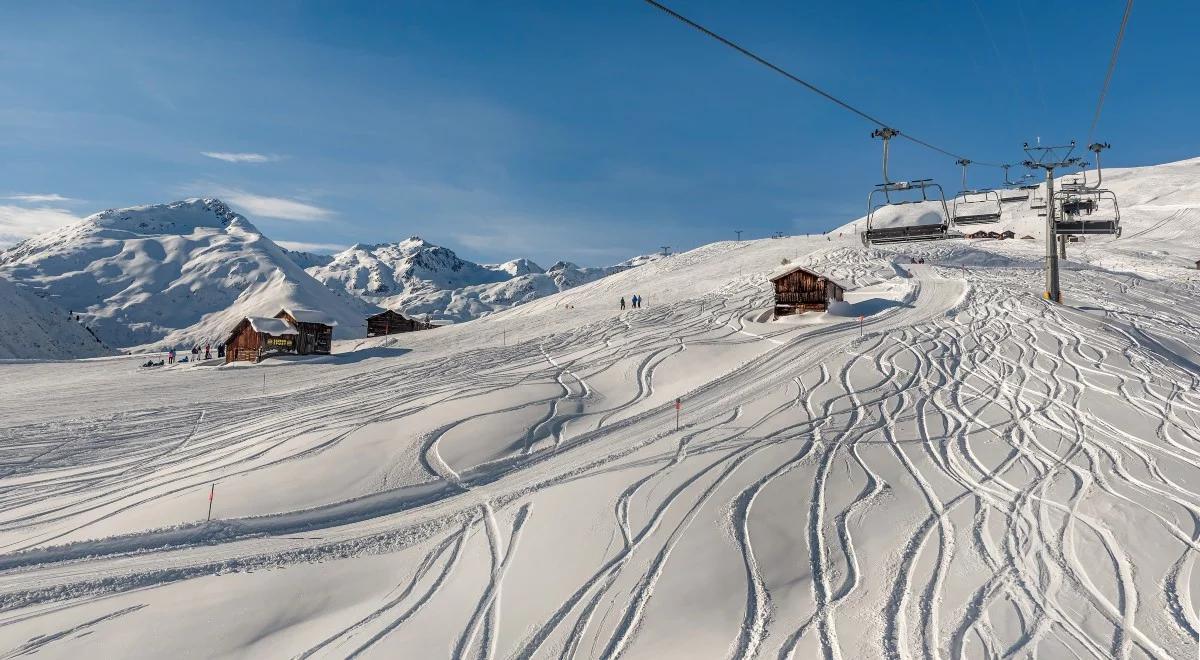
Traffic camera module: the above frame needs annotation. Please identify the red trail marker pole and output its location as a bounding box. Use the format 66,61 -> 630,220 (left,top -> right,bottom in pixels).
207,484 -> 215,522
675,398 -> 682,431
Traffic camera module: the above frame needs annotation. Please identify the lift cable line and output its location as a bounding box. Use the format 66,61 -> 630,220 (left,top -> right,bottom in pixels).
640,0 -> 1005,168
1088,0 -> 1134,144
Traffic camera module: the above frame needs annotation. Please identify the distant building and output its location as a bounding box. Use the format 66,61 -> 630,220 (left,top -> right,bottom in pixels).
367,310 -> 436,336
224,308 -> 337,363
1000,230 -> 1015,240
1020,235 -> 1035,240
769,264 -> 847,318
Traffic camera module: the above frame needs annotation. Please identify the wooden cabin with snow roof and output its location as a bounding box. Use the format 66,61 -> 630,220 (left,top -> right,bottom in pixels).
274,308 -> 336,355
224,308 -> 337,363
366,309 -> 435,337
224,316 -> 299,363
769,264 -> 847,318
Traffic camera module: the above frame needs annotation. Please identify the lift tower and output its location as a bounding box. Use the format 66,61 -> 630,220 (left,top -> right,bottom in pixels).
1023,141 -> 1083,303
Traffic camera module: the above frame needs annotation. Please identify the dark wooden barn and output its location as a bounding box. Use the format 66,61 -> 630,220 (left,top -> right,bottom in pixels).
275,308 -> 336,355
366,310 -> 435,337
769,265 -> 847,318
224,316 -> 299,363
1000,230 -> 1015,240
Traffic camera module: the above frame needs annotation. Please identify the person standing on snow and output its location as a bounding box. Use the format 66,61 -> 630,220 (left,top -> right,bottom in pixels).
620,297 -> 626,310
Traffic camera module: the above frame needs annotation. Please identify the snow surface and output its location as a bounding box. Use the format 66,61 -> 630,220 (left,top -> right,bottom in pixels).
0,277 -> 115,360
246,317 -> 298,336
0,199 -> 377,351
0,159 -> 1198,658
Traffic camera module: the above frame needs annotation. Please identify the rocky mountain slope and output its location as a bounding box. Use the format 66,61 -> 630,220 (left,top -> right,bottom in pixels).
308,238 -> 663,322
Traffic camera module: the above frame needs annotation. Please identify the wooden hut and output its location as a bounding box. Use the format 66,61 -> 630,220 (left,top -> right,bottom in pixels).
1000,230 -> 1015,240
967,230 -> 989,239
769,265 -> 847,318
1195,259 -> 1200,270
367,310 -> 435,337
275,308 -> 336,355
224,316 -> 299,363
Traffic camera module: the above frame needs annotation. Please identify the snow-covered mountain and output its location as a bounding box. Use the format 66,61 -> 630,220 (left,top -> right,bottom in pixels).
0,277 -> 116,360
308,238 -> 664,322
280,248 -> 335,269
0,199 -> 376,351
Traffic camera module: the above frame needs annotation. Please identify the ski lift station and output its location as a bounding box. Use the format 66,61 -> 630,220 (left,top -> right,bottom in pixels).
769,264 -> 847,318
224,308 -> 337,363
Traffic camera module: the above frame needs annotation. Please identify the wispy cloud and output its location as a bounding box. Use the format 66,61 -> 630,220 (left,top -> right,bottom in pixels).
212,187 -> 335,222
0,205 -> 80,247
201,151 -> 280,163
275,240 -> 346,254
3,193 -> 73,203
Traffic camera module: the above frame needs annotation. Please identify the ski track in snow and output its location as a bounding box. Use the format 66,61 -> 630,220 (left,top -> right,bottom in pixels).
0,236 -> 1197,659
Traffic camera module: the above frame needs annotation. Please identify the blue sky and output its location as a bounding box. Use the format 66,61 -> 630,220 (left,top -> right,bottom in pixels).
0,1 -> 1194,265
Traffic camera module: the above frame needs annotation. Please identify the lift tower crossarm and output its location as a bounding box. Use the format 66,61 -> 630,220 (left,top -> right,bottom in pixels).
1022,141 -> 1084,304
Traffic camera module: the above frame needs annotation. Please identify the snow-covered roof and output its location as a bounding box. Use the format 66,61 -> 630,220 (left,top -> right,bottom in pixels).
279,308 -> 339,326
767,263 -> 851,290
247,317 -> 298,336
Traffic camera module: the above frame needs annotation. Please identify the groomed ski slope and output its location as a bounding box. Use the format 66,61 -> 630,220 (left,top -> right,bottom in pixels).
0,213 -> 1198,657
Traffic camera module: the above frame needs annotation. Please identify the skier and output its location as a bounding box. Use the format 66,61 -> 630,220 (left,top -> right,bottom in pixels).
217,344 -> 226,359
167,348 -> 175,364
620,297 -> 626,310
205,343 -> 212,360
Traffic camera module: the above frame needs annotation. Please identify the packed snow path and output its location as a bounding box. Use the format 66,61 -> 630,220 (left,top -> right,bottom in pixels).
0,238 -> 1197,658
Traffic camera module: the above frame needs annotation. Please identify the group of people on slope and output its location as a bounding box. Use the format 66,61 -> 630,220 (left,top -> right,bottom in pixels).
619,294 -> 646,310
145,342 -> 223,368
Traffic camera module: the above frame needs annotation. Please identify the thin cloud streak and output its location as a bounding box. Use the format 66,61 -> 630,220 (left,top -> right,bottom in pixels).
3,193 -> 73,203
201,151 -> 280,163
0,205 -> 80,247
213,187 -> 335,222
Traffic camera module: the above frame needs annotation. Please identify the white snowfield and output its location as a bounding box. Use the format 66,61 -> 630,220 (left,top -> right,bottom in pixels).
0,158 -> 1198,658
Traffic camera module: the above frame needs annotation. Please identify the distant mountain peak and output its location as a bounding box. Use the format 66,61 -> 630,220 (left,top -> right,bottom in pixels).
87,198 -> 254,235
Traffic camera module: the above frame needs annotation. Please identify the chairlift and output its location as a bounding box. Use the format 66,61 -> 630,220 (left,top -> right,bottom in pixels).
1029,183 -> 1048,209
1054,143 -> 1121,237
860,128 -> 962,246
998,164 -> 1031,203
1054,190 -> 1120,236
951,159 -> 1003,225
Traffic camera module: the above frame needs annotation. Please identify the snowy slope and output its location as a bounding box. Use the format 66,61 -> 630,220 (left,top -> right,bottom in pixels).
0,277 -> 115,360
0,199 -> 376,350
309,238 -> 664,322
0,159 -> 1198,658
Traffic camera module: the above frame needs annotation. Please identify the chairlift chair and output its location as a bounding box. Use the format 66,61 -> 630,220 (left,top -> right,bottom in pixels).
1054,143 -> 1121,237
950,159 -> 1003,225
859,128 -> 963,247
998,165 -> 1031,203
1054,190 -> 1121,237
